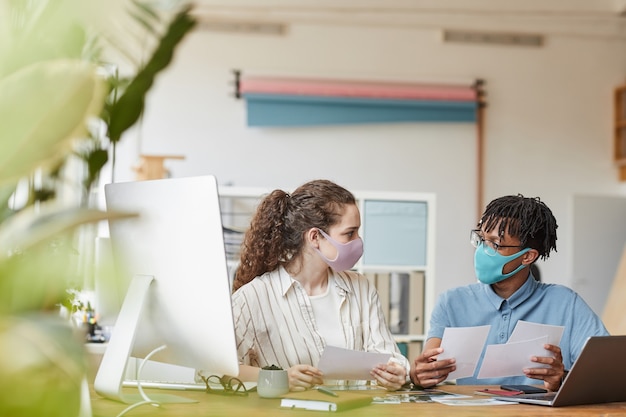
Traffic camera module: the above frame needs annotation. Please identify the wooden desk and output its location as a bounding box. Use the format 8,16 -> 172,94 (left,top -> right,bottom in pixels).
90,385 -> 626,417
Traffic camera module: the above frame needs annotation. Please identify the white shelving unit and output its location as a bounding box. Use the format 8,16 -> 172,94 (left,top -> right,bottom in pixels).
218,185 -> 435,358
218,186 -> 272,284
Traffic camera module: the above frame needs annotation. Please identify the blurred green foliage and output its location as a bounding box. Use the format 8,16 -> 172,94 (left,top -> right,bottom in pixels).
0,1 -> 196,415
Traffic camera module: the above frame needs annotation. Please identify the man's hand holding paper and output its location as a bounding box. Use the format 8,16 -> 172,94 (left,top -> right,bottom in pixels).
477,335 -> 551,378
421,321 -> 565,385
438,325 -> 491,380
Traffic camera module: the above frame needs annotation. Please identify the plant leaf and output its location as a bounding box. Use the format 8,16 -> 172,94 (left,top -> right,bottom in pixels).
76,148 -> 109,194
127,10 -> 159,37
131,0 -> 162,23
108,5 -> 196,142
0,206 -> 137,258
0,315 -> 85,417
0,184 -> 17,223
0,0 -> 86,78
0,59 -> 106,184
0,206 -> 136,314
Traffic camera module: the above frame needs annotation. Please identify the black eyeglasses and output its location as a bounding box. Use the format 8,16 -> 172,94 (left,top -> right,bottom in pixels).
470,229 -> 523,256
199,374 -> 249,396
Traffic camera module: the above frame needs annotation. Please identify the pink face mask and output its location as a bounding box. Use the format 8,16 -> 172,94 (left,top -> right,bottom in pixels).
314,228 -> 364,271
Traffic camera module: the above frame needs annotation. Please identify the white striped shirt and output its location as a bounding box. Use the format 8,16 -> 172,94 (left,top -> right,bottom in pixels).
232,266 -> 409,376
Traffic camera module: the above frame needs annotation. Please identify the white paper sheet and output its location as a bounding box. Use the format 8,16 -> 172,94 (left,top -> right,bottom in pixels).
317,346 -> 391,380
507,320 -> 564,346
438,325 -> 491,380
477,335 -> 550,378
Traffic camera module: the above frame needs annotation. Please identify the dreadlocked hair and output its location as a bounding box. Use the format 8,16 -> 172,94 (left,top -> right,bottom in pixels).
478,194 -> 558,260
232,179 -> 356,292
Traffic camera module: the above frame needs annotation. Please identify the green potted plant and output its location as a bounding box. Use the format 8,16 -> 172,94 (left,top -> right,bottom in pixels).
0,1 -> 195,415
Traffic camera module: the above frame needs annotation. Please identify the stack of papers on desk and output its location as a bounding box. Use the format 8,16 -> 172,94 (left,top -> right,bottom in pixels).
280,390 -> 372,412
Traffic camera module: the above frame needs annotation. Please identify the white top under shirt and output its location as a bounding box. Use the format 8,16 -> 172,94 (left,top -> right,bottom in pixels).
232,266 -> 409,375
309,275 -> 345,348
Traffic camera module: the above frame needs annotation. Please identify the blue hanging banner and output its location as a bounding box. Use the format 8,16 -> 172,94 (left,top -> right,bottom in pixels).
243,93 -> 478,127
236,74 -> 482,127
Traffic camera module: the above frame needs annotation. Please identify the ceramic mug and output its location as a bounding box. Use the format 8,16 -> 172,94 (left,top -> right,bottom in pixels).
257,369 -> 289,398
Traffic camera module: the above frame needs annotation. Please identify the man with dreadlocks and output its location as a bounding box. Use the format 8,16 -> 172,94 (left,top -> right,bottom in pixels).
410,194 -> 608,391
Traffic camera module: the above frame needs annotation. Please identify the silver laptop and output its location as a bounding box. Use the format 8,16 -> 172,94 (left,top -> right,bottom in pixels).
495,335 -> 626,406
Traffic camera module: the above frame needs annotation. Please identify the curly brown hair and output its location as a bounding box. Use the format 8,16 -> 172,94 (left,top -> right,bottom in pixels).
232,179 -> 356,292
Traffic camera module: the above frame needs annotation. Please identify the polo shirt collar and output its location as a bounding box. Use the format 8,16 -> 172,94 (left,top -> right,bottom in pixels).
483,274 -> 538,310
507,275 -> 538,308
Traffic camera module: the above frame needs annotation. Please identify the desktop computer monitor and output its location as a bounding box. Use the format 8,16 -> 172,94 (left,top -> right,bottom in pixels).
94,175 -> 239,404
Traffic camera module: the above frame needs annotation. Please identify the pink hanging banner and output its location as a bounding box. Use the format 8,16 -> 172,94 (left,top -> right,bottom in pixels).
239,76 -> 477,101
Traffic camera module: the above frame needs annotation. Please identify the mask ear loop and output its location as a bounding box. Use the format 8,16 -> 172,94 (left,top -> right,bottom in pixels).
314,229 -> 339,262
500,247 -> 531,279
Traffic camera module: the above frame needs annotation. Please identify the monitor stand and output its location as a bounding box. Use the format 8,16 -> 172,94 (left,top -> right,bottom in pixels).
93,274 -> 197,404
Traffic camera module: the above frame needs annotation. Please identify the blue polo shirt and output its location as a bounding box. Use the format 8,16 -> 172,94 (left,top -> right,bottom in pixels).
428,275 -> 609,385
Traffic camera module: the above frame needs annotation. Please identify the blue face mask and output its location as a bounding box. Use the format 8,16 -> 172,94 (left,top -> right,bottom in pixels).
474,243 -> 531,285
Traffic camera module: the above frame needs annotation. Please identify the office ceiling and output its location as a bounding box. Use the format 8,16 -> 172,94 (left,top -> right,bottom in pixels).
190,0 -> 626,40
193,0 -> 626,16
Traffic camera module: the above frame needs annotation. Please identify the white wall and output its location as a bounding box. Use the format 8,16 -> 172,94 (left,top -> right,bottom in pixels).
111,11 -> 626,309
572,195 -> 626,314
